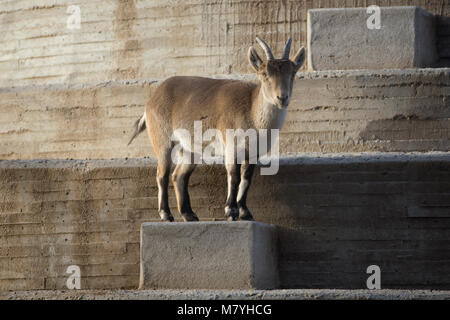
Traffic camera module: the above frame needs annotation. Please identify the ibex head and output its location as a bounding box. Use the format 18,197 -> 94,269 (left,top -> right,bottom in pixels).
248,37 -> 305,109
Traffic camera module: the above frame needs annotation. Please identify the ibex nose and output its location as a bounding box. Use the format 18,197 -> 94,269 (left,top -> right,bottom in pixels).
277,95 -> 289,104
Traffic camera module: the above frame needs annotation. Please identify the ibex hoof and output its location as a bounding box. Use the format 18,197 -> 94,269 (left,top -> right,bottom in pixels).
159,210 -> 174,222
182,212 -> 199,222
225,206 -> 239,221
239,207 -> 254,221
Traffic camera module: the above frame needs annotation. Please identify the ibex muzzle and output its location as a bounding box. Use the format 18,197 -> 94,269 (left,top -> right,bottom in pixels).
128,37 -> 305,222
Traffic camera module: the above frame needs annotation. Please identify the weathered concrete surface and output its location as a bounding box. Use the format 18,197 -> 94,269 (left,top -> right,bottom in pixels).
1,1 -> 449,87
2,289 -> 450,300
140,222 -> 278,289
307,7 -> 438,70
1,153 -> 450,290
1,68 -> 449,160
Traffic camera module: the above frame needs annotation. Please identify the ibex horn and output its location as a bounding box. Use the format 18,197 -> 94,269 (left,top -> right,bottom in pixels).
255,37 -> 274,60
282,38 -> 292,60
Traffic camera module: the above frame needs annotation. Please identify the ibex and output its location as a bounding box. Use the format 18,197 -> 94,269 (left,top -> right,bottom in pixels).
128,37 -> 305,222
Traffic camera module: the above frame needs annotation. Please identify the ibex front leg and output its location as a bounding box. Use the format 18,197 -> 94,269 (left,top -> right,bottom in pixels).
237,161 -> 255,220
224,163 -> 241,221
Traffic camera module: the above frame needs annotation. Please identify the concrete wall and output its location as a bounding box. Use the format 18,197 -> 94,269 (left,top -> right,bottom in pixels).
1,0 -> 449,292
1,0 -> 449,87
1,68 -> 449,160
1,154 -> 450,290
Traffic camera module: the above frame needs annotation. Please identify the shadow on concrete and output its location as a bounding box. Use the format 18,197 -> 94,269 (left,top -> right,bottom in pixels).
437,16 -> 450,67
248,156 -> 450,289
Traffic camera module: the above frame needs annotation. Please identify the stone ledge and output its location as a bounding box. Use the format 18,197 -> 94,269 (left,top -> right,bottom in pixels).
2,289 -> 450,300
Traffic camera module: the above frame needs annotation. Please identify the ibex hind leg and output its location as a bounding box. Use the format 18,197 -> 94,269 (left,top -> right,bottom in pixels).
172,162 -> 199,222
156,147 -> 175,222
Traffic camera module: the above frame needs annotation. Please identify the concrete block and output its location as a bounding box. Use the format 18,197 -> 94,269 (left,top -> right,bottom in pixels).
307,6 -> 438,70
139,221 -> 279,289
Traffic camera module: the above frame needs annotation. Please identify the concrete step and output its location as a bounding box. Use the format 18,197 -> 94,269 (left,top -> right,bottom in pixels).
1,68 -> 449,160
1,153 -> 450,291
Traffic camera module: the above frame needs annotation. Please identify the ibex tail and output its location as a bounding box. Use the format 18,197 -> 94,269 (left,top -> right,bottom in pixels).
128,112 -> 146,146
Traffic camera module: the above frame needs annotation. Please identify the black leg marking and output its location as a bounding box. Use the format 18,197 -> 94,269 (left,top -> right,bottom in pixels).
224,163 -> 241,221
173,163 -> 199,222
237,162 -> 255,221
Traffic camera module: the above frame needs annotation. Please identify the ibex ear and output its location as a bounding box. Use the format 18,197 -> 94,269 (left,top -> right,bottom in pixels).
248,46 -> 263,72
292,46 -> 306,71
